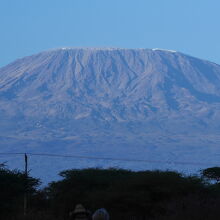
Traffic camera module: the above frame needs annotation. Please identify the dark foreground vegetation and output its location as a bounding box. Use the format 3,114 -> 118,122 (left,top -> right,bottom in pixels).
1,163 -> 220,220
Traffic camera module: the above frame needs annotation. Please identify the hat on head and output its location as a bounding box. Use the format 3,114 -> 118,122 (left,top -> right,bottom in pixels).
73,204 -> 87,214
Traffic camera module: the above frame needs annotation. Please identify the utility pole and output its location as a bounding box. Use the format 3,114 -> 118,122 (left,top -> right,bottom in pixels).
24,153 -> 28,216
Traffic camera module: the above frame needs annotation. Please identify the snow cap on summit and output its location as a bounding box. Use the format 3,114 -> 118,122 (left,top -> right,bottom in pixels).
152,48 -> 177,53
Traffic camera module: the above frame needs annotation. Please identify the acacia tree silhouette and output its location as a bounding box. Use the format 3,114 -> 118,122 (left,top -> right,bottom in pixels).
202,167 -> 220,183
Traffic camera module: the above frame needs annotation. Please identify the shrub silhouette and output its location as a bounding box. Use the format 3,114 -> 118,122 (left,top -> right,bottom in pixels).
0,164 -> 40,218
202,167 -> 220,183
47,168 -> 204,219
2,167 -> 220,219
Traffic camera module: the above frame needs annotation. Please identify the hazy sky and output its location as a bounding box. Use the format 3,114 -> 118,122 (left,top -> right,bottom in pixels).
1,0 -> 220,67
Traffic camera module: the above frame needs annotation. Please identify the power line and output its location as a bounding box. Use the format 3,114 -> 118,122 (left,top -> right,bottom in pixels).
0,152 -> 217,166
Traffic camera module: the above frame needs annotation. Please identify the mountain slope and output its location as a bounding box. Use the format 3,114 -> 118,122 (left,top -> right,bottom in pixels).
1,48 -> 220,182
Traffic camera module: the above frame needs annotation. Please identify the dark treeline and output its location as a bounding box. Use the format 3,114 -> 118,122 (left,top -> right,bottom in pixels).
1,163 -> 220,220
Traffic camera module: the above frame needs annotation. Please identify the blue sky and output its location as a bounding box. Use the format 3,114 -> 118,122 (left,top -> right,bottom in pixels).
1,0 -> 220,67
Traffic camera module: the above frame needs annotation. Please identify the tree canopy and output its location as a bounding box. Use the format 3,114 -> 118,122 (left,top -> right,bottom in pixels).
201,167 -> 220,183
1,166 -> 220,219
0,164 -> 40,217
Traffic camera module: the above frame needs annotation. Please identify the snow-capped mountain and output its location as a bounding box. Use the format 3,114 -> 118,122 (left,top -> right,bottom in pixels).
1,48 -> 220,182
